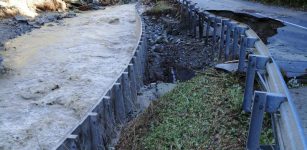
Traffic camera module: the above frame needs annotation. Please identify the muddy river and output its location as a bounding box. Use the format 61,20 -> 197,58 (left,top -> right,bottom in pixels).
0,4 -> 139,150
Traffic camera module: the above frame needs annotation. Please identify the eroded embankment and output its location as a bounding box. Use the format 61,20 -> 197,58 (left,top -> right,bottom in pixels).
134,2 -> 219,111
0,4 -> 138,150
143,14 -> 218,83
208,10 -> 284,44
117,1 -> 274,149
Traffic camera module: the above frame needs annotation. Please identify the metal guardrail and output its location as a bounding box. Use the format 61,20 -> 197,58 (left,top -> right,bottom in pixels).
174,0 -> 307,149
54,5 -> 147,149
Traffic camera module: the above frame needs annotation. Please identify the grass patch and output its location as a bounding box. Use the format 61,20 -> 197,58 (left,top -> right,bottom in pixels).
248,0 -> 307,10
117,68 -> 273,149
145,1 -> 175,15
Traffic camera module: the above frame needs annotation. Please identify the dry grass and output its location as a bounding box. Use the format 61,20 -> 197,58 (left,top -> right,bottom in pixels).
34,0 -> 66,12
0,6 -> 19,18
145,1 -> 175,15
0,0 -> 67,18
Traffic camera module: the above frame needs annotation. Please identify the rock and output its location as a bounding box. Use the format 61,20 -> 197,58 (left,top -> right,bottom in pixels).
155,83 -> 177,98
14,15 -> 29,22
88,3 -> 101,10
99,0 -> 119,6
215,63 -> 239,73
108,18 -> 120,24
175,39 -> 181,44
33,18 -> 45,25
152,44 -> 163,53
61,11 -> 77,18
78,5 -> 91,11
154,35 -> 165,44
47,23 -> 55,27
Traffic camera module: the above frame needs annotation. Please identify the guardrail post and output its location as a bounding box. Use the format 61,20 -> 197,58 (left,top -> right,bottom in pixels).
238,37 -> 257,72
180,0 -> 185,25
246,91 -> 286,150
185,1 -> 189,31
220,19 -> 230,60
231,26 -> 239,60
187,2 -> 192,35
205,15 -> 213,45
188,3 -> 197,36
183,0 -> 189,34
212,17 -> 221,54
192,7 -> 198,37
225,21 -> 236,60
247,91 -> 267,150
238,36 -> 247,72
219,19 -> 228,59
198,11 -> 204,39
243,55 -> 270,112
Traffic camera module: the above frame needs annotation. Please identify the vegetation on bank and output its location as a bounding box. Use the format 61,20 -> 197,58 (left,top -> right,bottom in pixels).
144,1 -> 176,15
249,0 -> 307,10
117,69 -> 273,149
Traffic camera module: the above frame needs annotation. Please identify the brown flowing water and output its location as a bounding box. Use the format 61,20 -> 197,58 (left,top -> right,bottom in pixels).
0,4 -> 139,150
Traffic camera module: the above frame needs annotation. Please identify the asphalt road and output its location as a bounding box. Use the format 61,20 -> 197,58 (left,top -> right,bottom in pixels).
192,0 -> 307,77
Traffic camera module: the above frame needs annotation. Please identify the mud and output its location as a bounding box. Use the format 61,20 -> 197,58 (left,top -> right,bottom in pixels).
135,2 -> 219,117
0,4 -> 138,150
0,2 -> 108,66
0,11 -> 78,53
208,10 -> 285,43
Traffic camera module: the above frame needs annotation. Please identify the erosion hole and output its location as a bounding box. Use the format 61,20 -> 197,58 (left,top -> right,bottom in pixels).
208,10 -> 285,44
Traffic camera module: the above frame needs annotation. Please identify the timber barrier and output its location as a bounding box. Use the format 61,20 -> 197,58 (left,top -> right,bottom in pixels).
55,4 -> 147,150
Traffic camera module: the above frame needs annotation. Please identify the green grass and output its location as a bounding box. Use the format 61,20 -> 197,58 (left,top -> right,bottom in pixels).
248,0 -> 307,10
145,1 -> 175,15
117,69 -> 273,149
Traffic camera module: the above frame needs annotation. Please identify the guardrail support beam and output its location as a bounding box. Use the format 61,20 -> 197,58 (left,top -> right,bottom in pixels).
243,55 -> 270,112
246,91 -> 286,150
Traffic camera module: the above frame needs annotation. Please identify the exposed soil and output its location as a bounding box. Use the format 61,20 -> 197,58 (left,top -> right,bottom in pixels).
144,13 -> 217,84
208,10 -> 285,44
134,2 -> 221,120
